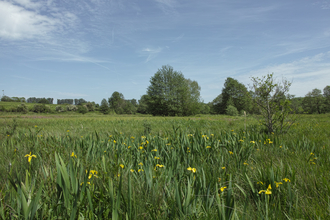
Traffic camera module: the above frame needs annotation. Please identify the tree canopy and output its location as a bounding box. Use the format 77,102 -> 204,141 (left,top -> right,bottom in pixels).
146,65 -> 201,116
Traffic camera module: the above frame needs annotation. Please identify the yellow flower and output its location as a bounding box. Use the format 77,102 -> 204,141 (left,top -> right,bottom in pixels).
151,149 -> 157,152
206,146 -> 211,149
279,146 -> 282,148
130,169 -> 135,172
222,167 -> 226,169
243,162 -> 248,165
239,139 -> 244,142
80,182 -> 91,186
257,181 -> 264,185
275,181 -> 282,187
259,184 -> 272,195
139,146 -> 143,150
156,164 -> 164,167
34,125 -> 38,128
310,152 -> 314,155
119,164 -> 124,169
128,146 -> 131,149
220,186 -> 227,192
71,152 -> 77,158
283,178 -> 290,182
250,141 -> 255,144
229,151 -> 233,155
138,169 -> 144,172
113,140 -> 116,143
67,130 -> 70,132
131,136 -> 135,139
154,157 -> 160,159
187,167 -> 196,173
25,152 -> 37,163
138,162 -> 143,166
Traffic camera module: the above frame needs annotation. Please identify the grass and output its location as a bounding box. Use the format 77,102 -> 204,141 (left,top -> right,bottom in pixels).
0,113 -> 329,219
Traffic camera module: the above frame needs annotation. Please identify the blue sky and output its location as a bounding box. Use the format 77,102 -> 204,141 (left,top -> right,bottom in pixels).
1,0 -> 330,104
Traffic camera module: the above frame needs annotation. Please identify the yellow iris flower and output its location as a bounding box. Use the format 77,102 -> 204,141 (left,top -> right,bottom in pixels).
25,152 -> 37,163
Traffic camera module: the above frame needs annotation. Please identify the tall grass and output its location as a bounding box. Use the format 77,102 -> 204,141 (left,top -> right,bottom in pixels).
0,114 -> 329,219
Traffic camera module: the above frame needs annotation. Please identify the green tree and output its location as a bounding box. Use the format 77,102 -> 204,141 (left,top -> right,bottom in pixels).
210,94 -> 222,114
146,65 -> 201,116
250,73 -> 294,133
137,95 -> 149,114
219,78 -> 251,114
108,91 -> 125,114
323,86 -> 330,113
99,98 -> 109,114
38,98 -> 50,104
302,88 -> 325,114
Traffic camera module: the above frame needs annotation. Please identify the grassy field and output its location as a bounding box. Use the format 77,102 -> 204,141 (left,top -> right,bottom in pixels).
0,113 -> 329,219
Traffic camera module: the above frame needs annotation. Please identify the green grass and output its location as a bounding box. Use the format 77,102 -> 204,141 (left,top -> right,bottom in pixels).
0,113 -> 329,219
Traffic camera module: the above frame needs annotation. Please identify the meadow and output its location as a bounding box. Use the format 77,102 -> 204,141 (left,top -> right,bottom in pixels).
0,112 -> 329,219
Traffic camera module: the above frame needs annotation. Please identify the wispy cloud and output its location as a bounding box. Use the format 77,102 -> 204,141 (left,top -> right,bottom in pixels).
154,0 -> 177,14
246,52 -> 330,96
11,75 -> 32,80
140,47 -> 163,62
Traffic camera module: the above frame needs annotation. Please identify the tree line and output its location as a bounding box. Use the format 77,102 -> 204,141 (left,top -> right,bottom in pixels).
1,65 -> 330,117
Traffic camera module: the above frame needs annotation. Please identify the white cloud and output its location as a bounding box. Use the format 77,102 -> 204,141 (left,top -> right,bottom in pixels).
0,1 -> 78,40
11,0 -> 42,10
0,1 -> 56,39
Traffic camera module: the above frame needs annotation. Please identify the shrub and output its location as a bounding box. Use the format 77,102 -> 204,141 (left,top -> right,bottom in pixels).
32,104 -> 51,113
66,105 -> 77,111
85,102 -> 94,111
16,103 -> 28,113
55,105 -> 65,112
77,105 -> 88,114
0,105 -> 5,112
226,105 -> 238,116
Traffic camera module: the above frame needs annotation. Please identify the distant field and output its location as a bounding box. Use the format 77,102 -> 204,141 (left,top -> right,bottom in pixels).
0,113 -> 329,219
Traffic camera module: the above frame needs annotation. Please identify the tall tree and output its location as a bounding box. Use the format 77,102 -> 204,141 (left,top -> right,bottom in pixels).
219,77 -> 251,114
146,65 -> 201,116
108,91 -> 125,114
99,98 -> 109,114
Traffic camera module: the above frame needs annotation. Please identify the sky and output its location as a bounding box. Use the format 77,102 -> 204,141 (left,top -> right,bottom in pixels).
1,0 -> 330,104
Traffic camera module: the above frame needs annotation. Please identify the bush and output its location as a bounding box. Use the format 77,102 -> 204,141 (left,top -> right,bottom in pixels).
77,105 -> 88,114
226,105 -> 238,116
32,104 -> 51,113
66,105 -> 77,111
55,105 -> 65,112
0,105 -> 5,112
16,103 -> 28,113
86,102 -> 94,111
